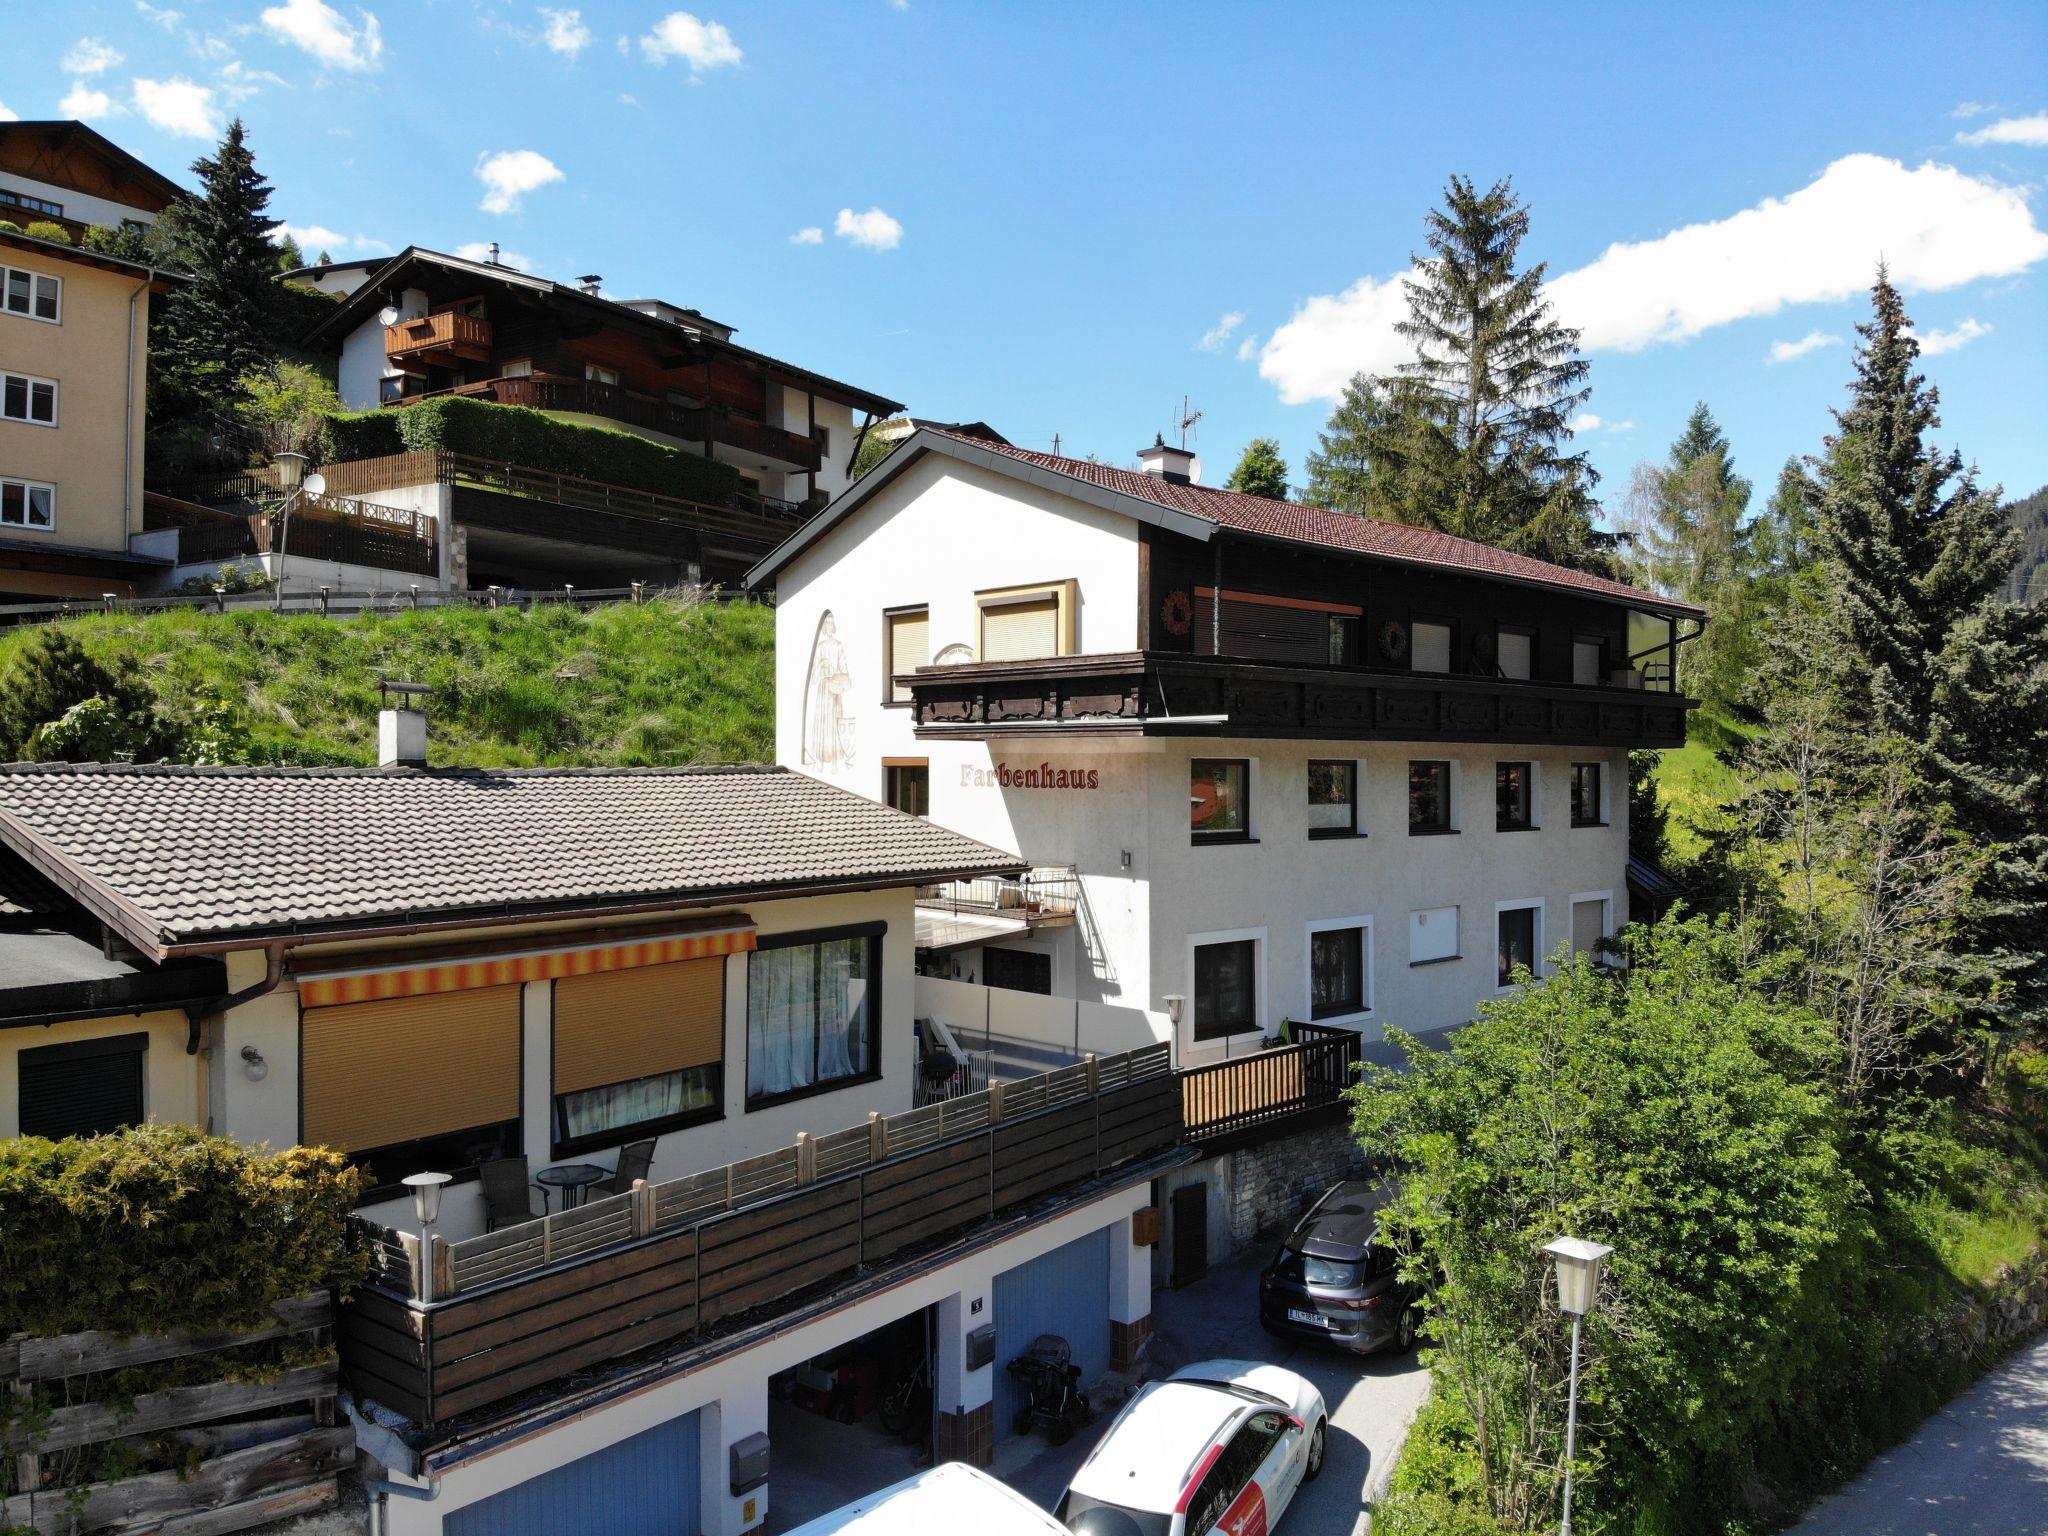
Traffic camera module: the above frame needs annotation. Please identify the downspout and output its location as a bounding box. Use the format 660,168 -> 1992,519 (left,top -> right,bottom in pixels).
183,938 -> 290,1055
367,1473 -> 440,1536
124,269 -> 157,542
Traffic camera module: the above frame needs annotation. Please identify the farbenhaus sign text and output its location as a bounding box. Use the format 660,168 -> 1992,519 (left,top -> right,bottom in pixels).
962,762 -> 1103,790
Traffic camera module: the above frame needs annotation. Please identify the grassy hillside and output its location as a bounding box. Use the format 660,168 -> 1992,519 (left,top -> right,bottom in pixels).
1650,705 -> 1748,860
0,598 -> 776,767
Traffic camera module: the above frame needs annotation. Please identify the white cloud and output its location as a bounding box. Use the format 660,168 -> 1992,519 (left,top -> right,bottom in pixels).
789,226 -> 824,245
1570,413 -> 1603,432
1767,330 -> 1843,365
1195,311 -> 1245,353
454,241 -> 534,272
1952,101 -> 1995,119
1957,112 -> 2048,148
0,103 -> 17,123
1235,333 -> 1259,362
63,38 -> 124,75
135,2 -> 183,28
888,0 -> 911,10
639,13 -> 741,71
260,0 -> 384,72
275,223 -> 389,258
618,92 -> 638,107
1913,317 -> 1992,355
216,60 -> 289,105
474,149 -> 563,214
834,206 -> 902,251
539,8 -> 591,58
60,82 -> 119,119
1258,154 -> 2048,403
132,77 -> 220,138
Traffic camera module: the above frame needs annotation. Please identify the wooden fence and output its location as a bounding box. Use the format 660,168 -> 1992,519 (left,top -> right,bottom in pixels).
1180,1024 -> 1361,1142
340,1043 -> 1178,1427
2,1295 -> 347,1536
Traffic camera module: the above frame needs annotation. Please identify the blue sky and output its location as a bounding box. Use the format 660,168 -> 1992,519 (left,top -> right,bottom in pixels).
6,1 -> 2047,513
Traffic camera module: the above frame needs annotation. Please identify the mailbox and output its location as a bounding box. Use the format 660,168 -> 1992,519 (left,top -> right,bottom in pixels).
965,1324 -> 996,1372
729,1431 -> 770,1495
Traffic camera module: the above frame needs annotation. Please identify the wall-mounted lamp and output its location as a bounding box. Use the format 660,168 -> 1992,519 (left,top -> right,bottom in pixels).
239,1044 -> 268,1082
1164,994 -> 1185,1027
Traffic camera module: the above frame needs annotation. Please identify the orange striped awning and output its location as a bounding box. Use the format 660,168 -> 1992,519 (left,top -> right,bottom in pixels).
294,925 -> 757,1007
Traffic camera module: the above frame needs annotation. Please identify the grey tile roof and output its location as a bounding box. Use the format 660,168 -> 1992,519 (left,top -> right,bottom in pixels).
0,848 -> 64,917
0,764 -> 1023,952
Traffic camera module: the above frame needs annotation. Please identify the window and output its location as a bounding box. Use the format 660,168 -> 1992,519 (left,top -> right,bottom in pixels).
1571,762 -> 1605,826
301,985 -> 522,1194
501,357 -> 534,379
18,1033 -> 146,1139
883,605 -> 929,704
1309,924 -> 1367,1019
746,925 -> 882,1106
2,372 -> 57,426
1192,588 -> 1362,665
1571,895 -> 1611,958
985,946 -> 1052,995
584,364 -> 619,386
552,957 -> 726,1155
1192,937 -> 1258,1041
1329,613 -> 1360,664
1572,637 -> 1605,686
1191,759 -> 1250,842
1496,627 -> 1534,680
1497,903 -> 1542,987
1409,906 -> 1459,966
885,759 -> 928,817
1307,760 -> 1358,837
2,266 -> 61,323
1496,762 -> 1534,831
0,189 -> 65,219
1,478 -> 55,531
816,425 -> 833,455
976,579 -> 1075,661
1411,620 -> 1452,673
1408,760 -> 1453,834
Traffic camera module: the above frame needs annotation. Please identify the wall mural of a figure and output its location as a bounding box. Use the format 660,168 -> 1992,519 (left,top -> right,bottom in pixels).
803,609 -> 855,769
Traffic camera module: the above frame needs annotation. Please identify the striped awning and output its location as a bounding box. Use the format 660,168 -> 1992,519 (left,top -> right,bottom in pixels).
293,924 -> 757,1007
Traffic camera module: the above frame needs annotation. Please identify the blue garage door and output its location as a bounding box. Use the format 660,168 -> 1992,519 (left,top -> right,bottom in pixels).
446,1410 -> 700,1536
994,1227 -> 1111,1438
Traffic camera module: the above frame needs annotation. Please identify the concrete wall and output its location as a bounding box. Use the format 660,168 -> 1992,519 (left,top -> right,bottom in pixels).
1155,1120 -> 1375,1277
915,974 -> 1171,1059
0,1008 -> 198,1138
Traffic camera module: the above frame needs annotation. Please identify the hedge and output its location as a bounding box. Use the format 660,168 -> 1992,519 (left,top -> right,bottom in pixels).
0,1124 -> 367,1337
320,396 -> 742,507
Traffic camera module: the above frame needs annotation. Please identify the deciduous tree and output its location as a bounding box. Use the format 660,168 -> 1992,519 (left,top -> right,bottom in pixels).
1224,437 -> 1289,500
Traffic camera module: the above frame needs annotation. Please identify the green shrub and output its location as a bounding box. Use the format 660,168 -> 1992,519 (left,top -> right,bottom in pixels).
320,408 -> 404,461
0,627 -> 175,761
272,279 -> 342,345
1375,1394 -> 1518,1536
0,1124 -> 366,1336
21,220 -> 71,245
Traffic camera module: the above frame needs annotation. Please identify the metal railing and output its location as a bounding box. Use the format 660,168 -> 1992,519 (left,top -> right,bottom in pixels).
916,864 -> 1081,922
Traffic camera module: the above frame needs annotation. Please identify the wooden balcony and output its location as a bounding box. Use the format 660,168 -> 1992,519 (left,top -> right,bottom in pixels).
911,651 -> 1695,749
385,312 -> 492,367
1181,1023 -> 1361,1146
339,1043 -> 1179,1429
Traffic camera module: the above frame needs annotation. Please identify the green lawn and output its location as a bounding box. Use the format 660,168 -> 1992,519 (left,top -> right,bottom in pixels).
1652,706 -> 1749,859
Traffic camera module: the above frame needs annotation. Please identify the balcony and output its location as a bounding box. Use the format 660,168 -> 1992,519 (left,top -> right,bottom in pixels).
917,865 -> 1079,925
384,312 -> 492,367
1180,1022 -> 1362,1146
339,1043 -> 1179,1430
910,651 -> 1695,749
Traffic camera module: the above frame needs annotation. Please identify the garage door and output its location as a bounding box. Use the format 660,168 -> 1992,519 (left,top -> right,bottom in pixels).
446,1410 -> 700,1536
994,1227 -> 1111,1438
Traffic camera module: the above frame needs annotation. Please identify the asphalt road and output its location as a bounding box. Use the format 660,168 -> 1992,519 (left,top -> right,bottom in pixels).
1007,1248 -> 1432,1535
1789,1331 -> 2048,1535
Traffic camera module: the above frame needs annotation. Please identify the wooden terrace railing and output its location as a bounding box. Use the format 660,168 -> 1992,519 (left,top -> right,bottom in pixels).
385,312 -> 491,361
341,1043 -> 1178,1427
1180,1022 -> 1362,1142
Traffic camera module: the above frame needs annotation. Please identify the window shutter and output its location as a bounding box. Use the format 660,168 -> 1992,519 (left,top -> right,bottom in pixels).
554,957 -> 726,1095
1572,899 -> 1606,954
19,1035 -> 146,1139
888,610 -> 929,702
301,985 -> 522,1153
980,597 -> 1060,662
1497,631 -> 1533,679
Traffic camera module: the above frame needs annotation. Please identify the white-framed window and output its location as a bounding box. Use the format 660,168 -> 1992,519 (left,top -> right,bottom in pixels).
1408,759 -> 1457,834
1495,898 -> 1545,989
1307,759 -> 1361,837
1186,927 -> 1267,1046
1570,761 -> 1609,826
1305,915 -> 1373,1023
1495,760 -> 1540,832
1408,905 -> 1459,967
1569,890 -> 1614,962
0,477 -> 55,531
1191,757 -> 1255,844
1,372 -> 57,427
2,266 -> 62,324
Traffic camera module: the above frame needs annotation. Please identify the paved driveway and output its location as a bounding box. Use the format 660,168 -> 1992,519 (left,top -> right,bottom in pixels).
1007,1249 -> 1432,1535
1790,1331 -> 2048,1535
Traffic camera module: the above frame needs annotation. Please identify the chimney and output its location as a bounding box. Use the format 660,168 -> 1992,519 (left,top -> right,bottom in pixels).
377,680 -> 433,769
577,274 -> 603,296
486,241 -> 500,266
1137,434 -> 1197,485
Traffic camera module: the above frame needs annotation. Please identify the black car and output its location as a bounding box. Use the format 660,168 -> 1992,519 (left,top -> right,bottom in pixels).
1257,1180 -> 1419,1355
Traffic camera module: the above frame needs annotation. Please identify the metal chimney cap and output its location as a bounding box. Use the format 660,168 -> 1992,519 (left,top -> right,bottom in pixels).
377,680 -> 435,704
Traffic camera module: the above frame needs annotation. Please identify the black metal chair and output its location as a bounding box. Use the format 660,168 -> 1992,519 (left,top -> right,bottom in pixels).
601,1139 -> 656,1197
480,1154 -> 545,1232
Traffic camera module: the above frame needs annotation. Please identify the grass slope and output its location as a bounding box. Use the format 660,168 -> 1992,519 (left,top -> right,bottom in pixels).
0,598 -> 776,767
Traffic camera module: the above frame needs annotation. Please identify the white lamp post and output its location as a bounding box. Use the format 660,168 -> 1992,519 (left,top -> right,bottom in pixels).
1542,1236 -> 1612,1536
403,1171 -> 453,1303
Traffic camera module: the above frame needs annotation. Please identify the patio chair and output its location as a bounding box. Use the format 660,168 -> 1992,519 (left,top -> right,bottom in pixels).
601,1139 -> 656,1197
480,1154 -> 544,1232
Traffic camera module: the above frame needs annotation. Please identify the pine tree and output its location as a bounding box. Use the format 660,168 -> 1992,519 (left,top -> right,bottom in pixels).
1225,438 -> 1289,500
274,232 -> 305,272
1374,175 -> 1607,569
1302,373 -> 1391,513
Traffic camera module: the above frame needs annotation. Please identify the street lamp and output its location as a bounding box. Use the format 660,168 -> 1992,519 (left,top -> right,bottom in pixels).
1542,1236 -> 1612,1536
403,1171 -> 453,1303
269,456 -> 323,606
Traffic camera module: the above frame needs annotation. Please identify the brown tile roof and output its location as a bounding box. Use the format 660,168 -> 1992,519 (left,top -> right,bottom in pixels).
0,764 -> 1023,953
927,430 -> 1704,617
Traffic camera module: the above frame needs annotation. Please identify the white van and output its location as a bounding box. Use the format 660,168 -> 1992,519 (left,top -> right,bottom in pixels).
782,1462 -> 1068,1535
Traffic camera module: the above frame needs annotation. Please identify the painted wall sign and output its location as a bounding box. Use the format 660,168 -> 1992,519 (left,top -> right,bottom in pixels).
961,761 -> 1103,790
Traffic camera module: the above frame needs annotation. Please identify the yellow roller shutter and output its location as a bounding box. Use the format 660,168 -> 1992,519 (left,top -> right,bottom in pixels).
553,956 -> 726,1095
888,609 -> 929,703
981,597 -> 1060,662
301,985 -> 522,1153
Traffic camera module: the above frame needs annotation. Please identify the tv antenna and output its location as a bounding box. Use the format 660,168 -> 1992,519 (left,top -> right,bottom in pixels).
1175,395 -> 1204,450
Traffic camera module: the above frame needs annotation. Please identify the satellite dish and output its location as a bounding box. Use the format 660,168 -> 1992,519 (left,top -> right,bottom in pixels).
302,472 -> 327,497
377,305 -> 400,326
1187,454 -> 1204,485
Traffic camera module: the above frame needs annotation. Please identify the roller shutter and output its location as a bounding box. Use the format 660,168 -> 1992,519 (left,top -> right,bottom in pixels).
19,1033 -> 146,1139
1193,592 -> 1348,663
887,609 -> 929,702
981,597 -> 1060,662
994,1227 -> 1112,1439
301,985 -> 521,1152
554,957 -> 725,1094
445,1410 -> 701,1536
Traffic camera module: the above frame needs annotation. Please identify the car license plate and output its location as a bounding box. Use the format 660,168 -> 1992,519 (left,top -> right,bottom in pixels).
1287,1308 -> 1325,1326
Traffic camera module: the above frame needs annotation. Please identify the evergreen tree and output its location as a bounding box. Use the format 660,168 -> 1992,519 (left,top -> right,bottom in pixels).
1373,175 -> 1608,569
1225,437 -> 1289,500
1750,457 -> 1815,583
1302,373 -> 1391,513
274,232 -> 305,272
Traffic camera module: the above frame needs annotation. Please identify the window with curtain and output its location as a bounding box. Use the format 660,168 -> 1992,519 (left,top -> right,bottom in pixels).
1409,761 -> 1453,833
553,957 -> 726,1155
1498,905 -> 1540,987
1192,938 -> 1257,1041
1309,927 -> 1366,1018
746,926 -> 883,1106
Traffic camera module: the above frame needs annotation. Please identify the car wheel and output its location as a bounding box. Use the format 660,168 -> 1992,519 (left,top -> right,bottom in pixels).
1396,1308 -> 1419,1353
1304,1420 -> 1327,1481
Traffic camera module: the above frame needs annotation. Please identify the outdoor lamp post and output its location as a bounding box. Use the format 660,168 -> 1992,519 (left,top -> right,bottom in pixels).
403,1171 -> 452,1303
1542,1236 -> 1613,1536
269,455 -> 323,606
